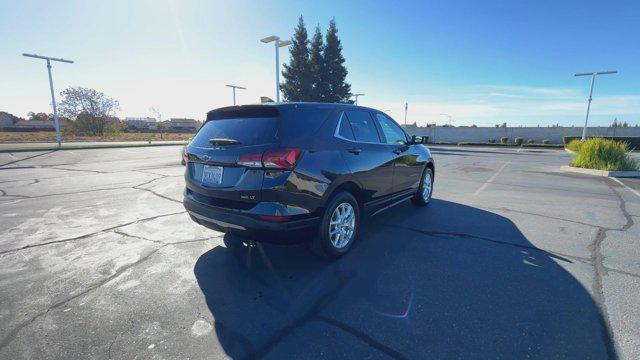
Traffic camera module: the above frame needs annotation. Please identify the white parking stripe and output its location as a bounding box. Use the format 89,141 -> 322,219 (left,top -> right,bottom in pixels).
473,161 -> 511,196
612,177 -> 640,198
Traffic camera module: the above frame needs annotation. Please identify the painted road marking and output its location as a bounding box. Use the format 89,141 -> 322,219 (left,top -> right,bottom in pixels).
473,161 -> 511,196
612,177 -> 640,198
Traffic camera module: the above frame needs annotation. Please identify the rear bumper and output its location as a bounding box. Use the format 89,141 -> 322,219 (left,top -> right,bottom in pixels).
183,193 -> 320,243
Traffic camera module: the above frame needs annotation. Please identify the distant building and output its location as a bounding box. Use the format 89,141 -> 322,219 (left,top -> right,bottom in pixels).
124,117 -> 157,131
14,119 -> 55,131
169,118 -> 198,132
0,113 -> 14,130
104,117 -> 121,127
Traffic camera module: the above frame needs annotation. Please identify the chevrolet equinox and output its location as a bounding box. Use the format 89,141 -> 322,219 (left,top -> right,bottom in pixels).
183,103 -> 434,258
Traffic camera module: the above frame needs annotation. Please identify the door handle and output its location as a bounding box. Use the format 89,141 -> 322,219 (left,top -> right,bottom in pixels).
347,148 -> 362,155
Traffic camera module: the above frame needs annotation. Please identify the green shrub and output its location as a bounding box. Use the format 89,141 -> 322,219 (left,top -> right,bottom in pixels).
563,136 -> 640,150
566,139 -> 582,152
542,139 -> 550,144
571,138 -> 638,171
527,139 -> 534,144
500,137 -> 508,144
514,137 -> 523,146
488,139 -> 496,144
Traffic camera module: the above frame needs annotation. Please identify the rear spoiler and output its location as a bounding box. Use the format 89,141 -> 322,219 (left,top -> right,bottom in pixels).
206,105 -> 280,121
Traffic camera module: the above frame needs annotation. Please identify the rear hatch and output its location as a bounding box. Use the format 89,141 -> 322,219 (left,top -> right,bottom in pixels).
185,106 -> 282,209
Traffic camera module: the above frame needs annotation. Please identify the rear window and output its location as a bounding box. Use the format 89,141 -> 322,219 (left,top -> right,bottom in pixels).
191,117 -> 278,148
279,108 -> 333,141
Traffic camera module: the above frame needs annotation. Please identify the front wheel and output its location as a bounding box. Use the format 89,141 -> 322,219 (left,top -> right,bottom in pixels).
412,167 -> 433,206
312,191 -> 360,258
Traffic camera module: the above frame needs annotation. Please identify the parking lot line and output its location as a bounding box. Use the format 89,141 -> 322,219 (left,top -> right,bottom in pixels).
473,161 -> 511,196
611,177 -> 640,198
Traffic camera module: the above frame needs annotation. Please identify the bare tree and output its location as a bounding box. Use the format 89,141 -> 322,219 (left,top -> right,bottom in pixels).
59,87 -> 119,135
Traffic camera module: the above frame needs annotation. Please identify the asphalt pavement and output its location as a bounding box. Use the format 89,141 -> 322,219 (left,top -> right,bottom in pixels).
0,145 -> 639,359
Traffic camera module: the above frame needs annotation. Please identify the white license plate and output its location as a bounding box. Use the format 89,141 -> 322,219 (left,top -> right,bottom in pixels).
202,165 -> 223,185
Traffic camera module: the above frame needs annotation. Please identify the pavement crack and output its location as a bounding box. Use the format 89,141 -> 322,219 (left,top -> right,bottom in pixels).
485,206 -> 603,229
50,166 -> 106,174
114,228 -> 220,246
588,182 -> 633,360
381,223 -> 576,263
0,245 -> 164,351
249,267 -> 352,359
0,211 -> 186,256
132,186 -> 182,204
131,176 -> 182,204
1,186 -> 141,201
317,316 -> 408,359
0,150 -> 56,168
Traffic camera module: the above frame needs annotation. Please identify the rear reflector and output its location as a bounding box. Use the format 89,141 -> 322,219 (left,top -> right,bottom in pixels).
236,148 -> 303,169
258,215 -> 291,221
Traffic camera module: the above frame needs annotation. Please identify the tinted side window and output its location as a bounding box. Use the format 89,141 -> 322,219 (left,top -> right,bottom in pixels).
345,111 -> 381,143
375,113 -> 408,144
337,112 -> 355,140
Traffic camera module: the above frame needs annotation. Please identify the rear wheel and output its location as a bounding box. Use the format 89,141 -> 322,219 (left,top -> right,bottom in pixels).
312,191 -> 360,258
412,167 -> 433,206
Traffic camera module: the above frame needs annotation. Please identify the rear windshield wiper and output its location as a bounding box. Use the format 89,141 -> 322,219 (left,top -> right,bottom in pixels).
209,138 -> 242,146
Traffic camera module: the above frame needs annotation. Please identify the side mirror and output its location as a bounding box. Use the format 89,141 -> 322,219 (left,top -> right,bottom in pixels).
410,135 -> 428,144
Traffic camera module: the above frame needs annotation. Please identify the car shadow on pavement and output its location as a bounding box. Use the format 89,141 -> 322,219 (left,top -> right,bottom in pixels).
194,199 -> 615,359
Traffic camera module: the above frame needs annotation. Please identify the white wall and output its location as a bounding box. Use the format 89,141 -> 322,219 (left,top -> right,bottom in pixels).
404,126 -> 640,144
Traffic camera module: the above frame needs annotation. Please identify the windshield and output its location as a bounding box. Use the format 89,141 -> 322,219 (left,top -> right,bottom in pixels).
190,117 -> 278,148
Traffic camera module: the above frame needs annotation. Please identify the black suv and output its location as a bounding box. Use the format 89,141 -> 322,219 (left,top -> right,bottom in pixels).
183,103 -> 434,258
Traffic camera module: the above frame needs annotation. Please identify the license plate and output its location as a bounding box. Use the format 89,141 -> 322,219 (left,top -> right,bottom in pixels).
202,165 -> 223,185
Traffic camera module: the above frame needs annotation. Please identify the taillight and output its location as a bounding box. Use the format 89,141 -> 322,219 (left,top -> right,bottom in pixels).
262,149 -> 303,169
236,149 -> 303,169
237,152 -> 263,168
182,147 -> 189,162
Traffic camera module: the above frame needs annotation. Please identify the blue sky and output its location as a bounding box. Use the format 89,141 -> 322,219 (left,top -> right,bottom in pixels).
1,0 -> 639,126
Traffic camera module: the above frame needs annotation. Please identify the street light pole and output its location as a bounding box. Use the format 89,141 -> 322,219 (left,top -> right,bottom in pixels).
353,93 -> 365,105
225,84 -> 246,105
23,53 -> 74,148
404,102 -> 408,126
575,70 -> 617,141
440,113 -> 452,126
261,36 -> 292,103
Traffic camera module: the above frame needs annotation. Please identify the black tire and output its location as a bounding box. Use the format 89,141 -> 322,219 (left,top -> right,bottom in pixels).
412,167 -> 433,206
311,191 -> 360,259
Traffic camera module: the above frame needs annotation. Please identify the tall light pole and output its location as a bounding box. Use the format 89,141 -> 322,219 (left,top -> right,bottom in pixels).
352,93 -> 365,105
226,84 -> 246,105
404,102 -> 408,126
260,36 -> 292,103
440,113 -> 453,126
575,70 -> 617,141
23,53 -> 74,148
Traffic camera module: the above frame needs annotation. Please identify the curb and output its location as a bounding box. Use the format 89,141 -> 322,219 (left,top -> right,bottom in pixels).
0,142 -> 187,153
564,148 -> 575,154
560,165 -> 640,178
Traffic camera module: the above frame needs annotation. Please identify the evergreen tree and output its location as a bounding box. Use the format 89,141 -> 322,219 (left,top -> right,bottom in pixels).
309,25 -> 329,102
323,19 -> 351,103
281,16 -> 313,102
